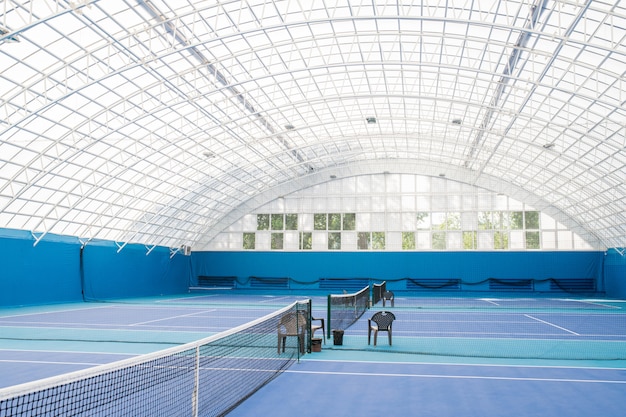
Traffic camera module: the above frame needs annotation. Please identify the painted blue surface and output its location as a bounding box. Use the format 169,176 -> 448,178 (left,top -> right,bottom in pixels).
0,229 -> 190,306
191,250 -> 606,293
605,248 -> 626,298
228,359 -> 626,417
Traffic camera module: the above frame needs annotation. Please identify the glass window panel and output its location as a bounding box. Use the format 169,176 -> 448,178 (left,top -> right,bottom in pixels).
284,231 -> 299,250
314,213 -> 327,230
525,231 -> 540,249
271,232 -> 284,250
285,214 -> 298,230
432,232 -> 446,249
271,214 -> 284,230
357,232 -> 370,250
402,232 -> 416,250
525,211 -> 540,229
299,232 -> 312,250
257,214 -> 269,230
463,231 -> 477,249
312,231 -> 327,250
342,231 -> 357,250
328,232 -> 341,250
343,213 -> 356,230
447,212 -> 461,230
494,231 -> 509,249
417,231 -> 430,249
448,232 -> 462,249
431,212 -> 446,229
416,212 -> 430,229
511,212 -> 524,229
478,231 -> 493,249
371,213 -> 385,229
386,212 -> 401,230
372,232 -> 385,250
478,211 -> 493,230
328,213 -> 342,230
357,213 -> 370,230
243,232 -> 255,249
299,213 -> 313,231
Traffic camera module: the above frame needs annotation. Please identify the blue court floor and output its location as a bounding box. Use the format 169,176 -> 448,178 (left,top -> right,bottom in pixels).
1,293 -> 625,416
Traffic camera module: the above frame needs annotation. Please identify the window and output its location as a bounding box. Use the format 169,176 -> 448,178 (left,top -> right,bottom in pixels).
526,231 -> 540,249
463,231 -> 477,249
243,232 -> 255,249
271,233 -> 283,249
343,213 -> 356,230
328,232 -> 341,250
257,214 -> 269,230
271,214 -> 284,230
357,232 -> 370,249
300,232 -> 312,250
402,232 -> 416,250
314,213 -> 327,230
432,232 -> 446,249
525,211 -> 540,229
372,232 -> 385,250
494,231 -> 509,249
227,175 -> 585,252
285,214 -> 298,230
328,213 -> 342,230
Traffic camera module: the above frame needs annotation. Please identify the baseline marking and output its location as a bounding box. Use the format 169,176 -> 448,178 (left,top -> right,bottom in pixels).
524,314 -> 579,335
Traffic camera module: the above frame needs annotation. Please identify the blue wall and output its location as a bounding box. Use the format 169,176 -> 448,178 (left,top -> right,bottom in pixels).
192,250 -> 608,294
604,248 -> 626,298
0,229 -> 190,307
0,229 -> 82,306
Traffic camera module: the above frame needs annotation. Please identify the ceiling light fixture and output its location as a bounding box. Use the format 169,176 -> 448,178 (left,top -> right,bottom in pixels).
366,117 -> 377,124
542,143 -> 555,150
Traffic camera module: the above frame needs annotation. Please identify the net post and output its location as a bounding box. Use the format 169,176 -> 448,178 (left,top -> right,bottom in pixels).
307,298 -> 312,354
326,293 -> 331,339
192,345 -> 200,417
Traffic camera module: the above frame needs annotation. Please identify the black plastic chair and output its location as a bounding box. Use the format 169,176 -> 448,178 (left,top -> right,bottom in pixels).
277,312 -> 307,354
368,311 -> 396,346
382,290 -> 395,307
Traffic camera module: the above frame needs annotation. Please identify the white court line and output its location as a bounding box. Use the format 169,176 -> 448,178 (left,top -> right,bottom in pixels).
284,369 -> 626,384
524,314 -> 580,335
0,305 -> 110,319
0,359 -> 105,366
129,309 -> 217,326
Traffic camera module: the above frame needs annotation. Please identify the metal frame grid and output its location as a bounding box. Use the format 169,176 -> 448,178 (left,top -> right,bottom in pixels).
0,0 -> 624,251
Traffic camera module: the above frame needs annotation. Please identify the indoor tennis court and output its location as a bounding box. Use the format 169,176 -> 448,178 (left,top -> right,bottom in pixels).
1,0 -> 625,416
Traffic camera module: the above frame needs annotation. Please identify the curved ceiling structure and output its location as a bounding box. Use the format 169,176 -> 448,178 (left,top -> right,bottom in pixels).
0,0 -> 624,250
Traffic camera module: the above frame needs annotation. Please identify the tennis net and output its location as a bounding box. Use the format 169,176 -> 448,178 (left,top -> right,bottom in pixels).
326,285 -> 369,338
0,299 -> 311,417
372,281 -> 386,305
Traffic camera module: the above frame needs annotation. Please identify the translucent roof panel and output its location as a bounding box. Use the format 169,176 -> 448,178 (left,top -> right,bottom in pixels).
0,0 -> 624,250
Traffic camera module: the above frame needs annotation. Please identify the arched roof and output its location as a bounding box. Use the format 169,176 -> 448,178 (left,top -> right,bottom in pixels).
0,0 -> 624,250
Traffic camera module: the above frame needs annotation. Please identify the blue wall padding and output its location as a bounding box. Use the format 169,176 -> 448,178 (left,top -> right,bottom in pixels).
0,229 -> 82,306
604,248 -> 626,297
191,250 -> 605,293
82,240 -> 190,300
0,229 -> 190,306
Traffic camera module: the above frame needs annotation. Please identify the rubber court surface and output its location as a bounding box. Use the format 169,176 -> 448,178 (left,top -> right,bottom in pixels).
1,292 -> 625,416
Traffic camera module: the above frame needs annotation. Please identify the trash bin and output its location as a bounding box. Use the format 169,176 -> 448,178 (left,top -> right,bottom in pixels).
332,329 -> 344,346
311,338 -> 322,352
